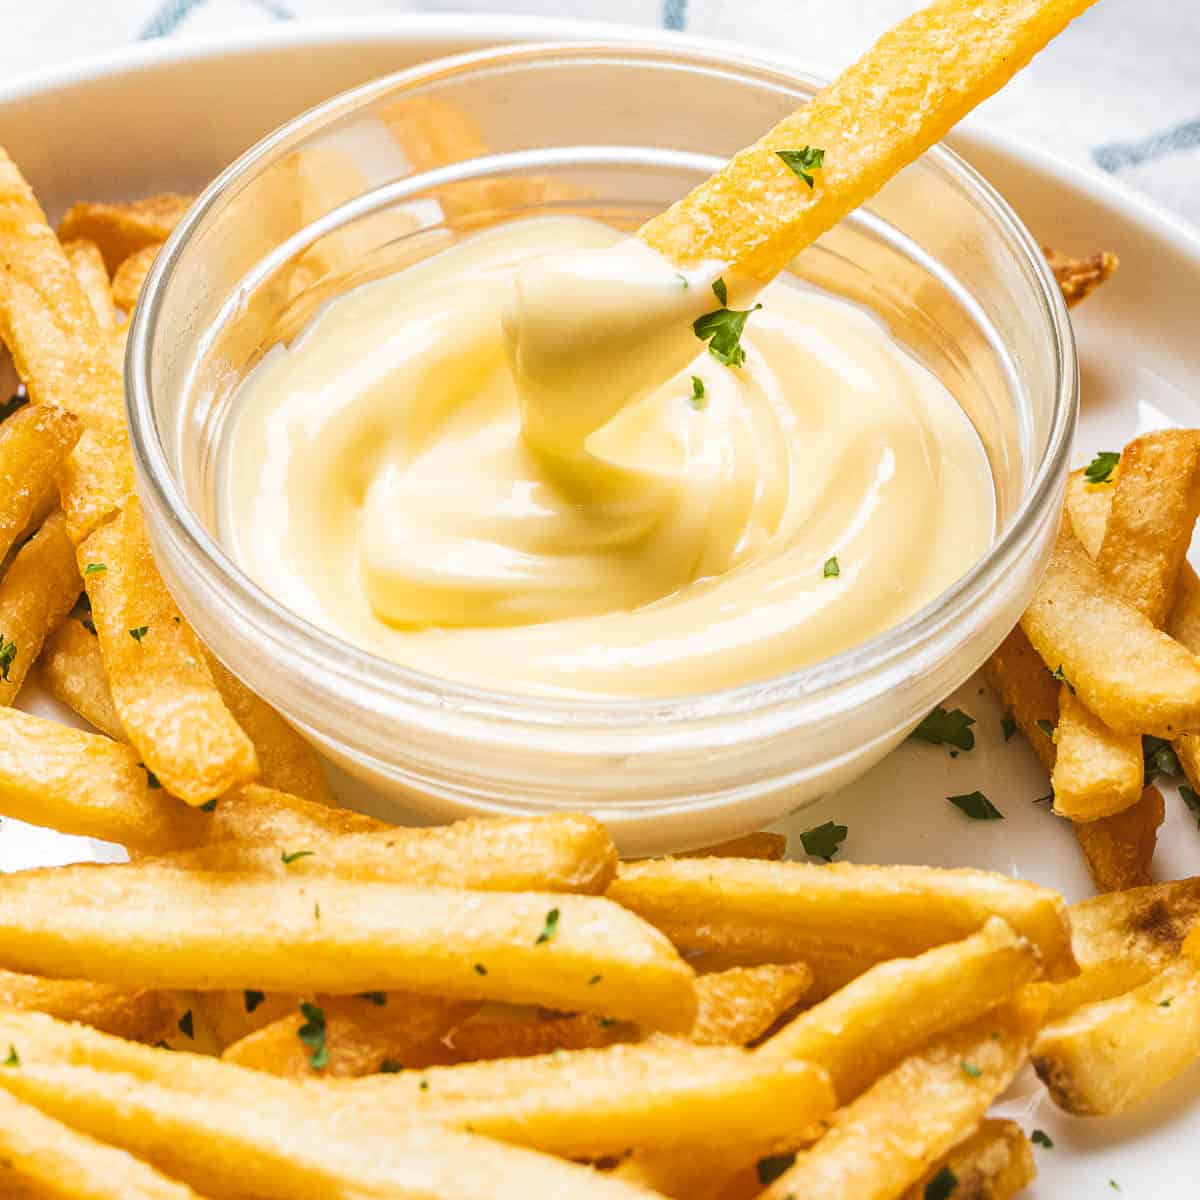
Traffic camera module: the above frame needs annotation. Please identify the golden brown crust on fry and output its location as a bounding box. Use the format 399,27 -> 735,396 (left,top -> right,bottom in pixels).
58,195 -> 191,274
1051,688 -> 1143,820
0,404 -> 82,564
111,243 -> 161,315
982,626 -> 1058,773
62,237 -> 117,332
899,1120 -> 1036,1200
1073,785 -> 1165,893
38,615 -> 126,740
1043,246 -> 1119,308
0,968 -> 173,1043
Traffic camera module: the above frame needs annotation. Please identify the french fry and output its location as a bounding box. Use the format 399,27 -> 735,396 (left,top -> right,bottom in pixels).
758,918 -> 1040,1101
200,783 -> 383,843
38,615 -> 126,739
222,993 -> 472,1078
1033,957 -> 1200,1115
0,403 -> 82,564
80,498 -> 259,805
1020,524 -> 1200,737
756,995 -> 1045,1200
898,1120 -> 1036,1200
0,1086 -> 204,1200
608,858 -> 1075,993
0,706 -> 201,852
203,655 -> 333,808
1041,877 -> 1200,1017
62,237 -> 118,332
57,194 -> 191,274
982,626 -> 1058,772
165,796 -> 619,894
444,1008 -> 631,1062
0,511 -> 80,705
686,963 -> 812,1046
348,1040 -> 835,1160
1043,246 -> 1119,308
111,244 -> 160,314
0,864 -> 697,1030
640,0 -> 1098,278
0,968 -> 172,1043
192,990 -> 299,1052
1072,785 -> 1165,893
677,832 -> 788,860
1052,689 -> 1143,820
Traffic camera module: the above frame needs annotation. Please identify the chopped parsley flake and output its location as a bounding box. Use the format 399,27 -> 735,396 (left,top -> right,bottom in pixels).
1031,1129 -> 1054,1148
359,992 -> 387,1006
0,637 -> 15,682
1110,1181 -> 1120,1192
712,277 -> 728,306
1051,664 -> 1075,693
1001,714 -> 1017,741
924,1165 -> 957,1200
909,706 -> 976,751
535,908 -> 560,946
1084,451 -> 1120,484
693,278 -> 761,367
823,556 -> 840,578
1159,998 -> 1173,1008
199,799 -> 218,812
138,764 -> 162,790
1,1045 -> 17,1067
474,963 -> 488,976
799,820 -> 848,862
128,625 -> 149,643
379,1059 -> 403,1073
280,849 -> 314,865
776,146 -> 825,188
960,1060 -> 982,1078
244,990 -> 265,1013
1036,718 -> 1056,739
675,272 -> 689,290
755,1153 -> 796,1185
177,1010 -> 194,1039
690,376 -> 706,410
1144,736 -> 1181,782
948,791 -> 1004,821
298,1001 -> 328,1070
419,1078 -> 430,1091
588,974 -> 603,986
83,562 -> 107,575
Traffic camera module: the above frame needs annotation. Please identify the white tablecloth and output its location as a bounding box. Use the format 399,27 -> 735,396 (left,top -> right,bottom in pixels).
3,0 -> 1198,227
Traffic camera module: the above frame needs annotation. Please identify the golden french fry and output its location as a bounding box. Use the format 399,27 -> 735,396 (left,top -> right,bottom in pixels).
686,963 -> 812,1046
165,795 -> 618,894
0,1085 -> 204,1200
1041,877 -> 1200,1017
1020,524 -> 1200,737
349,1040 -> 834,1160
640,0 -> 1098,277
0,968 -> 172,1043
1052,688 -> 1143,821
38,615 -> 126,739
1072,785 -> 1165,894
1064,464 -> 1113,556
58,194 -> 191,274
222,993 -> 472,1078
608,858 -> 1075,994
677,832 -> 788,861
62,237 -> 117,332
982,625 -> 1059,773
80,498 -> 259,805
1033,957 -> 1200,1115
1043,246 -> 1119,308
202,655 -> 333,808
111,243 -> 160,314
898,1120 -> 1036,1200
758,918 -> 1040,1101
0,403 -> 82,565
0,511 -> 79,705
444,1008 -> 631,1062
0,706 -> 200,851
756,995 -> 1045,1200
193,990 -> 299,1052
0,864 -> 697,1030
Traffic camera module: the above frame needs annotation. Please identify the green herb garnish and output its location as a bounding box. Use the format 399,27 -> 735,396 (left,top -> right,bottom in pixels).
1001,714 -> 1017,741
83,562 -> 107,576
948,791 -> 1004,821
924,1165 -> 957,1200
909,706 -> 976,751
1143,736 -> 1181,782
690,376 -> 706,410
1036,718 -> 1055,739
177,1010 -> 194,1040
823,556 -> 840,578
474,963 -> 488,976
280,849 -> 314,865
359,992 -> 387,1006
1031,1129 -> 1053,1148
2,1045 -> 18,1068
800,821 -> 848,862
128,625 -> 149,643
536,908 -> 560,945
298,1001 -> 328,1070
379,1059 -> 403,1073
1084,451 -> 1120,484
712,277 -> 728,306
244,989 -> 265,1013
960,1060 -> 982,1078
756,1153 -> 796,1185
776,146 -> 825,188
1051,664 -> 1075,693
0,637 -> 15,682
693,278 -> 761,367
199,799 -> 218,813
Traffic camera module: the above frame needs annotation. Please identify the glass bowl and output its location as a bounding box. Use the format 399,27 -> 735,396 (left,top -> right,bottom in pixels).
127,42 -> 1075,855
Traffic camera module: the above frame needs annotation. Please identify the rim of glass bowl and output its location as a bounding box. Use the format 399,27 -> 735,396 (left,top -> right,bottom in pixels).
127,40 -> 1076,733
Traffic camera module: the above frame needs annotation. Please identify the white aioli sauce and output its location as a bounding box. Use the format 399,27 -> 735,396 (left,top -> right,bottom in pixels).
219,216 -> 994,697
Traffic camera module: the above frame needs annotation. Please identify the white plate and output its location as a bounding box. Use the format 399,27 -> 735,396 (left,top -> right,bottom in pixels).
2,18 -> 1199,1196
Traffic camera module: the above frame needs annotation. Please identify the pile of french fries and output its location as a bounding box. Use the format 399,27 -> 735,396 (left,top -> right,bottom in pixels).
0,21 -> 1198,1193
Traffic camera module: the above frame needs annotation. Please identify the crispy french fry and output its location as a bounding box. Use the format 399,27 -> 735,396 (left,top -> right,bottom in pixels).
756,995 -> 1044,1200
898,1120 -> 1036,1200
1020,524 -> 1200,737
111,244 -> 160,314
686,963 -> 812,1046
1043,247 -> 1119,308
349,1040 -> 834,1160
222,993 -> 472,1078
1095,431 -> 1200,625
608,858 -> 1075,993
1033,957 -> 1200,1115
58,195 -> 191,274
202,655 -> 333,807
164,796 -> 618,894
1072,785 -> 1165,893
444,1008 -> 631,1062
193,990 -> 299,1052
0,864 -> 697,1030
758,919 -> 1040,1101
1052,689 -> 1143,821
62,237 -> 117,332
677,833 -> 788,861
983,626 -> 1058,772
640,0 -> 1098,278
1041,877 -> 1200,1017
80,498 -> 258,805
201,783 -> 383,842
38,615 -> 125,739
0,512 -> 79,705
0,968 -> 172,1043
0,1086 -> 204,1200
0,403 -> 82,565
0,706 -> 201,851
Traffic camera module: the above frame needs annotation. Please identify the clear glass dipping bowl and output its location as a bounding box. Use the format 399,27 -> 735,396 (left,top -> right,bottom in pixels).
128,42 -> 1075,855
